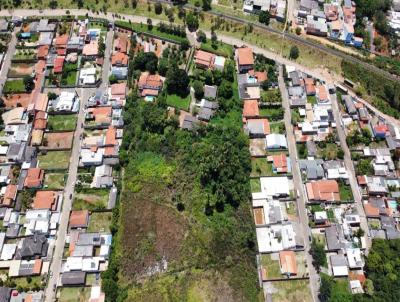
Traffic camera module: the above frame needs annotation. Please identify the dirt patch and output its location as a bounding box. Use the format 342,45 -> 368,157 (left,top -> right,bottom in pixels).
120,184 -> 186,282
8,63 -> 35,77
2,93 -> 32,109
249,138 -> 266,157
43,132 -> 74,149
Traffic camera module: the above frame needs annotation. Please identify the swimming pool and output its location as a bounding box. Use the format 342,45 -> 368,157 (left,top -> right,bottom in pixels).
388,200 -> 398,210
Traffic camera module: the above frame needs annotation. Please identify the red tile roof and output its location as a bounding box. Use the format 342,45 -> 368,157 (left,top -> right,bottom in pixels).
111,52 -> 129,66
33,191 -> 58,210
24,168 -> 44,188
279,251 -> 298,275
54,56 -> 65,73
269,153 -> 288,173
69,210 -> 89,228
37,45 -> 49,59
1,184 -> 17,206
243,100 -> 259,118
105,127 -> 117,146
237,47 -> 254,66
194,50 -> 215,69
306,180 -> 340,202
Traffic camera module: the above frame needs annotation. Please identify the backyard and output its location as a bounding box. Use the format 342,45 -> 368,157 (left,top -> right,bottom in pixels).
251,157 -> 273,177
200,40 -> 234,58
44,173 -> 66,190
88,212 -> 113,232
60,62 -> 79,86
38,151 -> 71,170
270,121 -> 286,134
260,254 -> 282,280
3,79 -> 26,94
47,114 -> 77,131
339,183 -> 354,202
166,94 -> 191,111
73,188 -> 110,211
58,287 -> 91,302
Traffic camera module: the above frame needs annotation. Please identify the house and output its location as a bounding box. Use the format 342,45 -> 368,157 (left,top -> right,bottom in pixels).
330,254 -> 348,276
246,118 -> 270,137
37,45 -> 49,60
237,47 -> 254,73
111,67 -> 127,81
304,78 -> 316,96
79,67 -> 97,85
342,95 -> 357,115
325,224 -> 347,251
0,185 -> 17,207
24,168 -> 44,188
0,19 -> 8,32
265,134 -> 287,150
33,191 -> 58,210
324,3 -> 339,21
258,177 -> 290,198
67,36 -> 84,52
306,15 -> 328,36
0,287 -> 11,302
61,271 -> 86,286
69,210 -> 89,229
373,124 -> 389,139
53,56 -> 65,74
317,85 -> 329,103
80,148 -> 104,166
214,55 -> 226,71
323,160 -> 349,179
111,52 -> 128,66
181,114 -> 199,131
194,50 -> 215,69
289,71 -> 302,86
204,85 -> 217,100
279,251 -> 297,276
299,159 -> 324,180
138,72 -> 163,97
288,86 -> 307,107
306,179 -> 340,203
346,248 -> 364,269
268,153 -> 290,173
31,129 -> 44,146
314,211 -> 328,225
299,0 -> 319,14
34,93 -> 49,112
55,91 -> 79,112
91,165 -> 113,188
2,107 -> 28,125
33,111 -> 47,130
37,19 -> 55,32
82,41 -> 99,57
15,234 -> 48,260
243,100 -> 259,119
256,223 -> 300,253
110,83 -> 127,101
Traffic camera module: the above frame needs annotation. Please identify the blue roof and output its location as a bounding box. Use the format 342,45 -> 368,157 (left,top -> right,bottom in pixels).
20,32 -> 31,38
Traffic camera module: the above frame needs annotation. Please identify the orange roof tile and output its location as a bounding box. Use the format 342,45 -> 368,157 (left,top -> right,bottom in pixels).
243,100 -> 259,117
194,50 -> 215,69
111,82 -> 127,96
255,71 -> 267,82
318,85 -> 328,101
115,37 -> 128,53
54,56 -> 65,73
306,180 -> 340,202
24,168 -> 44,188
111,52 -> 129,66
83,41 -> 99,56
2,184 -> 17,206
364,203 -> 380,217
279,251 -> 298,275
138,72 -> 163,90
237,47 -> 254,66
69,210 -> 89,228
34,93 -> 48,112
105,127 -> 117,146
33,259 -> 42,275
55,35 -> 68,47
33,191 -> 57,210
37,45 -> 49,58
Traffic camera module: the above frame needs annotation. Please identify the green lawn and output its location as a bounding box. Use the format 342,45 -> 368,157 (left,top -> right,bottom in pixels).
270,121 -> 286,134
47,114 -> 77,131
259,107 -> 284,121
200,40 -> 234,58
166,94 -> 191,111
58,287 -> 91,302
38,151 -> 71,170
271,280 -> 313,302
73,188 -> 110,211
88,21 -> 108,31
3,79 -> 26,94
313,233 -> 326,246
317,143 -> 339,160
88,212 -> 113,232
307,95 -> 317,105
250,178 -> 261,193
339,183 -> 354,201
251,157 -> 273,177
44,173 -> 66,190
13,276 -> 44,290
260,254 -> 281,279
61,70 -> 78,86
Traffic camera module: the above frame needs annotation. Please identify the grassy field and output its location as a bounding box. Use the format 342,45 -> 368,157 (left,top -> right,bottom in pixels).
250,178 -> 261,193
307,95 -> 317,105
60,70 -> 78,86
58,287 -> 91,302
38,151 -> 71,170
166,94 -> 191,111
47,114 -> 77,131
317,143 -> 339,160
271,280 -> 313,302
44,173 -> 66,190
3,79 -> 26,94
73,188 -> 109,211
260,254 -> 282,279
259,107 -> 284,121
88,212 -> 113,232
339,183 -> 353,201
13,276 -> 44,289
270,121 -> 286,134
251,157 -> 273,177
200,40 -> 234,58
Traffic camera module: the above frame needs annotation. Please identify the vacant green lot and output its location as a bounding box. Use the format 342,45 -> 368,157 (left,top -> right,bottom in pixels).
47,114 -> 77,131
259,107 -> 284,121
166,94 -> 191,111
339,183 -> 353,201
250,178 -> 261,193
73,188 -> 109,211
44,173 -> 66,190
271,280 -> 313,302
251,157 -> 273,177
270,121 -> 286,134
260,254 -> 281,279
38,151 -> 71,170
200,40 -> 234,57
3,79 -> 26,94
58,287 -> 91,302
88,212 -> 113,232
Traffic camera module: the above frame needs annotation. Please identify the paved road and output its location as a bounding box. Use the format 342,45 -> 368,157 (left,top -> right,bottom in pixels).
44,87 -> 95,302
100,29 -> 114,91
279,65 -> 319,302
0,27 -> 17,96
329,92 -> 372,252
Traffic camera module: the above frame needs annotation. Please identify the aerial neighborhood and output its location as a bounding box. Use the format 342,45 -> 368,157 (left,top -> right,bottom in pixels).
0,1 -> 399,301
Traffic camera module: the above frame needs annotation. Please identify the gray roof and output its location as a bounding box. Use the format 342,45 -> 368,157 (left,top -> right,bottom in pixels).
71,245 -> 94,257
322,160 -> 344,170
6,142 -> 26,162
0,19 -> 8,32
300,0 -> 319,12
182,115 -> 199,131
0,287 -> 11,302
268,205 -> 283,224
330,254 -> 347,267
15,234 -> 48,259
325,224 -> 347,251
108,187 -> 117,209
247,119 -> 265,136
299,159 -> 324,179
111,66 -> 128,79
289,71 -> 302,86
204,85 -> 217,99
202,100 -> 219,110
0,209 -> 6,219
306,140 -> 317,156
19,261 -> 35,276
61,271 -> 86,286
76,233 -> 101,246
342,95 -> 357,114
5,223 -> 20,239
198,107 -> 214,122
37,19 -> 56,32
